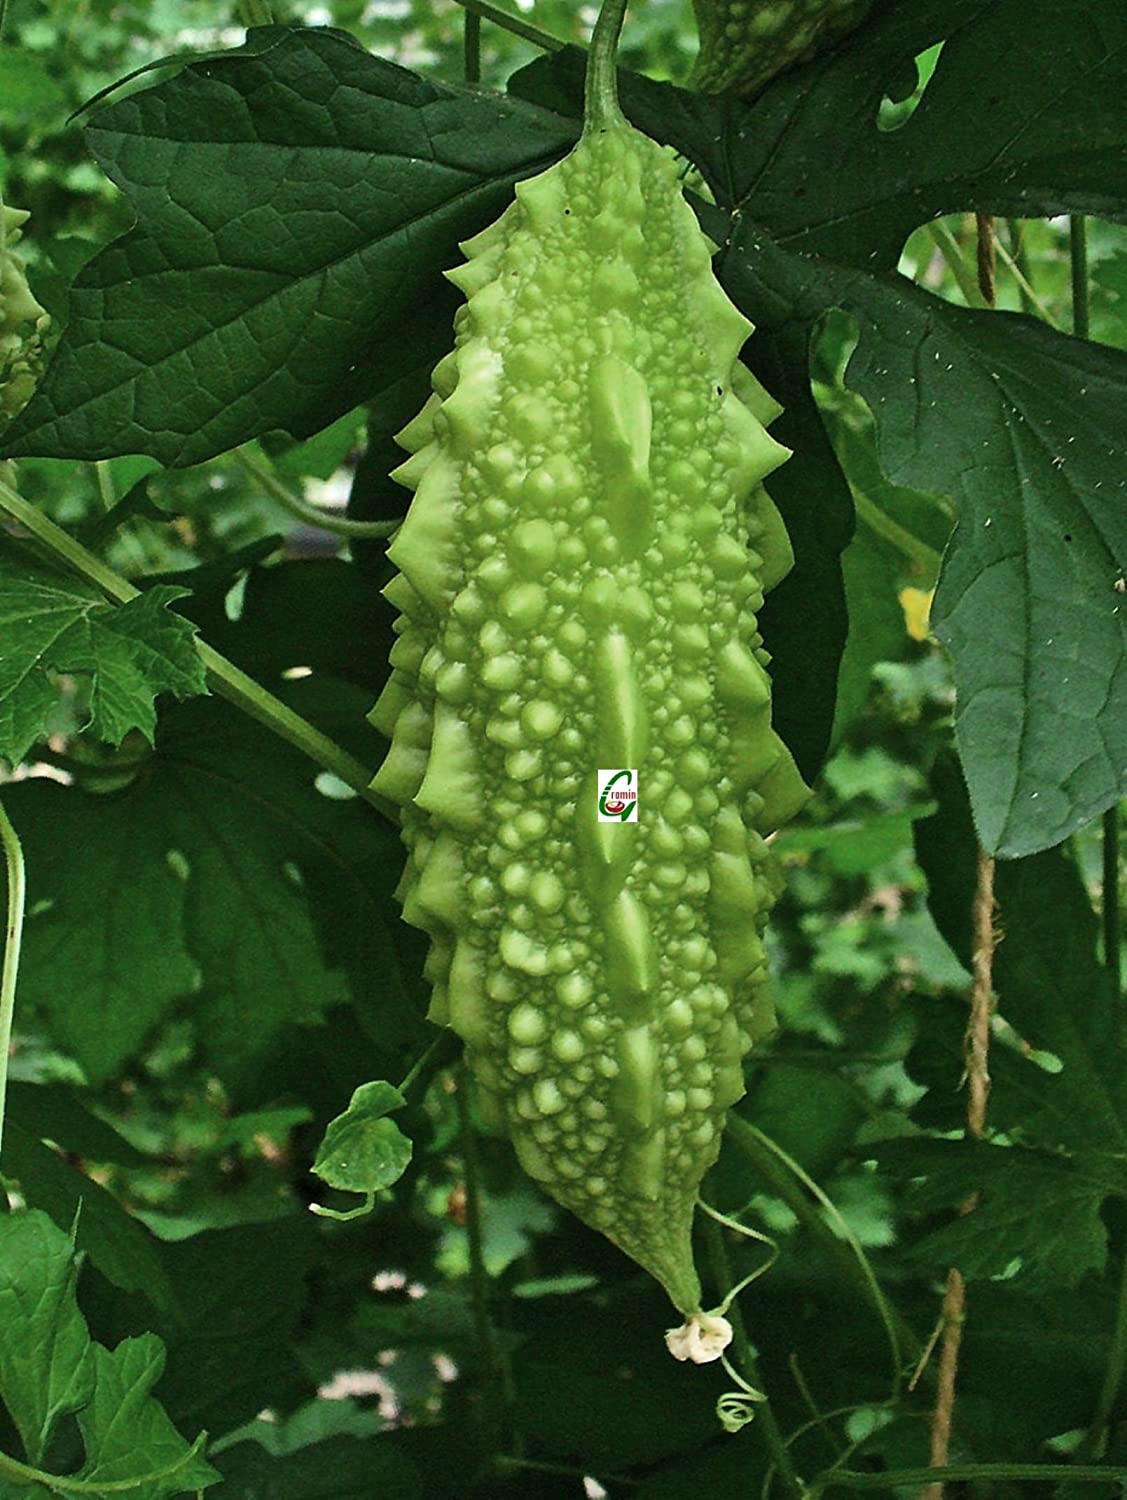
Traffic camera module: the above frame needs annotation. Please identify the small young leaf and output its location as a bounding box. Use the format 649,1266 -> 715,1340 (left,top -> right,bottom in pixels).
311,1081 -> 412,1218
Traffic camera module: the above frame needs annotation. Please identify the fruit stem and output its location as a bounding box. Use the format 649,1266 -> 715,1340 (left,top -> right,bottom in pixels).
585,0 -> 629,132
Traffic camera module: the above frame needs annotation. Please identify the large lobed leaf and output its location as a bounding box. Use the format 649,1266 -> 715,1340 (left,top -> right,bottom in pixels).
0,28 -> 576,467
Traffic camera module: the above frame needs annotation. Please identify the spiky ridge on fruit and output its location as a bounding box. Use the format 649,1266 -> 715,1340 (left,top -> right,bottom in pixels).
692,0 -> 873,96
371,117 -> 809,1315
0,206 -> 48,422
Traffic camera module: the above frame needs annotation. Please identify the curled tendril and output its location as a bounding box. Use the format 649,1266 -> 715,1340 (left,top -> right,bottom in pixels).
717,1389 -> 762,1433
716,1350 -> 766,1433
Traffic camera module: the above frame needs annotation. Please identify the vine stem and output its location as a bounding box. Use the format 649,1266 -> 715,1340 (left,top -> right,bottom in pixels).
1104,812 -> 1121,997
813,1463 -> 1127,1493
851,489 -> 942,577
463,7 -> 481,84
925,222 -> 987,310
702,1213 -> 803,1500
0,474 -> 390,813
0,796 -> 26,1161
449,0 -> 563,55
585,0 -> 629,131
1005,219 -> 1038,316
923,843 -> 996,1500
455,1067 -> 507,1444
234,449 -> 397,540
727,1115 -> 906,1391
0,1431 -> 209,1492
1070,216 -> 1091,340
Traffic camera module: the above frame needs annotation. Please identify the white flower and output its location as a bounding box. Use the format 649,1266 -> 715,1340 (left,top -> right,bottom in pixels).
664,1311 -> 734,1364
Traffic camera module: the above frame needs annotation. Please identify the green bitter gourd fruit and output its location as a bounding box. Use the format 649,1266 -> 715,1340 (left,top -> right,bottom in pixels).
371,1 -> 810,1320
0,205 -> 48,423
692,0 -> 873,96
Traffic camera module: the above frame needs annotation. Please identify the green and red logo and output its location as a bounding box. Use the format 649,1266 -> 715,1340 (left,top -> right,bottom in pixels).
598,768 -> 638,822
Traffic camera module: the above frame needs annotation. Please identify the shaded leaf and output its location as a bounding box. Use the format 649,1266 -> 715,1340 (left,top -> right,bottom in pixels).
212,1434 -> 423,1499
873,1137 -> 1110,1290
0,1126 -> 178,1316
2,559 -> 423,1094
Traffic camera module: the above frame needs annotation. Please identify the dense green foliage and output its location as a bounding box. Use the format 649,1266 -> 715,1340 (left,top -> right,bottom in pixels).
0,1 -> 1124,1496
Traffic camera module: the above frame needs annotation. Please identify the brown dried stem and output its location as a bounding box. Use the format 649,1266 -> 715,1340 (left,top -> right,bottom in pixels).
922,846 -> 997,1500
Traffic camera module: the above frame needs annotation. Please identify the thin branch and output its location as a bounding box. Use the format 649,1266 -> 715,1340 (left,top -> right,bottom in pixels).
966,848 -> 997,1140
235,450 -> 397,540
449,0 -> 563,53
926,221 -> 987,310
728,1115 -> 906,1392
995,231 -> 1056,324
464,8 -> 481,84
923,846 -> 996,1500
1104,810 -> 1122,997
851,489 -> 943,578
455,1067 -> 505,1442
1004,219 -> 1038,317
817,1463 -> 1127,1493
1070,216 -> 1091,339
974,213 -> 996,307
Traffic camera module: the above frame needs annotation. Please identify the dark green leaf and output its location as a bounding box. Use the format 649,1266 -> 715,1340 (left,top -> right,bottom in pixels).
873,1137 -> 1110,1290
1,29 -> 576,466
154,1218 -> 316,1435
3,555 -> 424,1092
5,1082 -> 148,1166
4,778 -> 200,1082
614,1 -> 1127,267
212,1434 -> 423,1499
721,230 -> 1127,856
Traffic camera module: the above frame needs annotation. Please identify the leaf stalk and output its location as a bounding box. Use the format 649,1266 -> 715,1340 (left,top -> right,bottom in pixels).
0,474 -> 388,813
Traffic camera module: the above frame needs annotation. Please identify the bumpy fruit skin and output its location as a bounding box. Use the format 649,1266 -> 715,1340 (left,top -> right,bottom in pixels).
0,206 -> 48,422
692,0 -> 873,96
371,118 -> 809,1315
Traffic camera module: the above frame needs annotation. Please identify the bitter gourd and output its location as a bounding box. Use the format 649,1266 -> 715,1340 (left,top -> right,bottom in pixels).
371,0 -> 809,1318
0,205 -> 48,422
692,0 -> 873,96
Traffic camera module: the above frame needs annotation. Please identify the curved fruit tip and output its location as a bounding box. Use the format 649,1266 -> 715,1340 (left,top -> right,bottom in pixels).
665,1310 -> 734,1364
